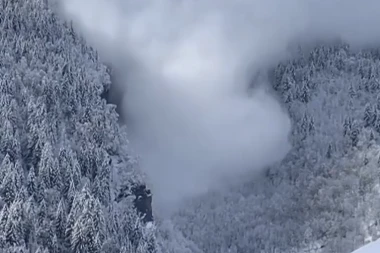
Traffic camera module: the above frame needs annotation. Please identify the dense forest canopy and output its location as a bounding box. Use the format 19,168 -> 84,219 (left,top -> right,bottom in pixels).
0,0 -> 156,252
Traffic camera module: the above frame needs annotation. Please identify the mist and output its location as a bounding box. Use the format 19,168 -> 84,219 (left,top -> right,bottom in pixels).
59,0 -> 380,210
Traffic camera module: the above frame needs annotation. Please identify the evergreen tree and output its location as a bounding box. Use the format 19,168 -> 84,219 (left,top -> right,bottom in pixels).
4,200 -> 25,246
38,142 -> 59,189
71,185 -> 105,253
26,166 -> 37,197
0,205 -> 9,235
54,199 -> 67,241
0,162 -> 19,205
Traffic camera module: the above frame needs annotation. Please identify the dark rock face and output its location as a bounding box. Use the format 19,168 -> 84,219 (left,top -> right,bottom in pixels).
115,183 -> 153,223
132,185 -> 153,223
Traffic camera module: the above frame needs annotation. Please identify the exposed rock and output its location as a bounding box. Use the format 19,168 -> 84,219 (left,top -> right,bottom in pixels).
115,183 -> 153,223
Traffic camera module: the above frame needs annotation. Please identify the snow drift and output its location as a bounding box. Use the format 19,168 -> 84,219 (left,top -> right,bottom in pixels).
59,0 -> 380,211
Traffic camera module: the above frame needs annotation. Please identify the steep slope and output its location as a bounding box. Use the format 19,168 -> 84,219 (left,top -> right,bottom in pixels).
4,1 -> 380,253
172,44 -> 380,253
0,0 -> 154,252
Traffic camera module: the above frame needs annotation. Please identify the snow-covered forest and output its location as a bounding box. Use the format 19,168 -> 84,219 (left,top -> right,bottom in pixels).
2,0 -> 380,253
171,44 -> 380,253
0,0 -> 155,252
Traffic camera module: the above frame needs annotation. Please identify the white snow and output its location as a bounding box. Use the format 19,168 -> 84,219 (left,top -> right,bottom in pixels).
352,239 -> 380,253
146,221 -> 154,229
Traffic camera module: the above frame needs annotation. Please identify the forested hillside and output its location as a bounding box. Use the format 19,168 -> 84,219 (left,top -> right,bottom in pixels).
172,44 -> 380,253
0,1 -> 156,252
3,1 -> 380,253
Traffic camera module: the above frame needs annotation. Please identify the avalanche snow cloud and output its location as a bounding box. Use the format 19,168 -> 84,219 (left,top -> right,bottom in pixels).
59,0 -> 380,209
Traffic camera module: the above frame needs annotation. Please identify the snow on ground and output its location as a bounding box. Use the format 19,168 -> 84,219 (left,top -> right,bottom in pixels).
352,239 -> 380,253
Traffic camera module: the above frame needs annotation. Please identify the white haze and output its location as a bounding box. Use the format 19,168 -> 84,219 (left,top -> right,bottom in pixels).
59,0 -> 380,211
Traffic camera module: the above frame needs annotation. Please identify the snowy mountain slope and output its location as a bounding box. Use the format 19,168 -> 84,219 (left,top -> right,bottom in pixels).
56,0 -> 380,252
171,44 -> 380,253
3,0 -> 380,253
0,0 -> 155,252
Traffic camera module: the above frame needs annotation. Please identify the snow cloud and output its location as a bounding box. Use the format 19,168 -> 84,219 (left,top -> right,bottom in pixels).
58,0 -> 380,210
